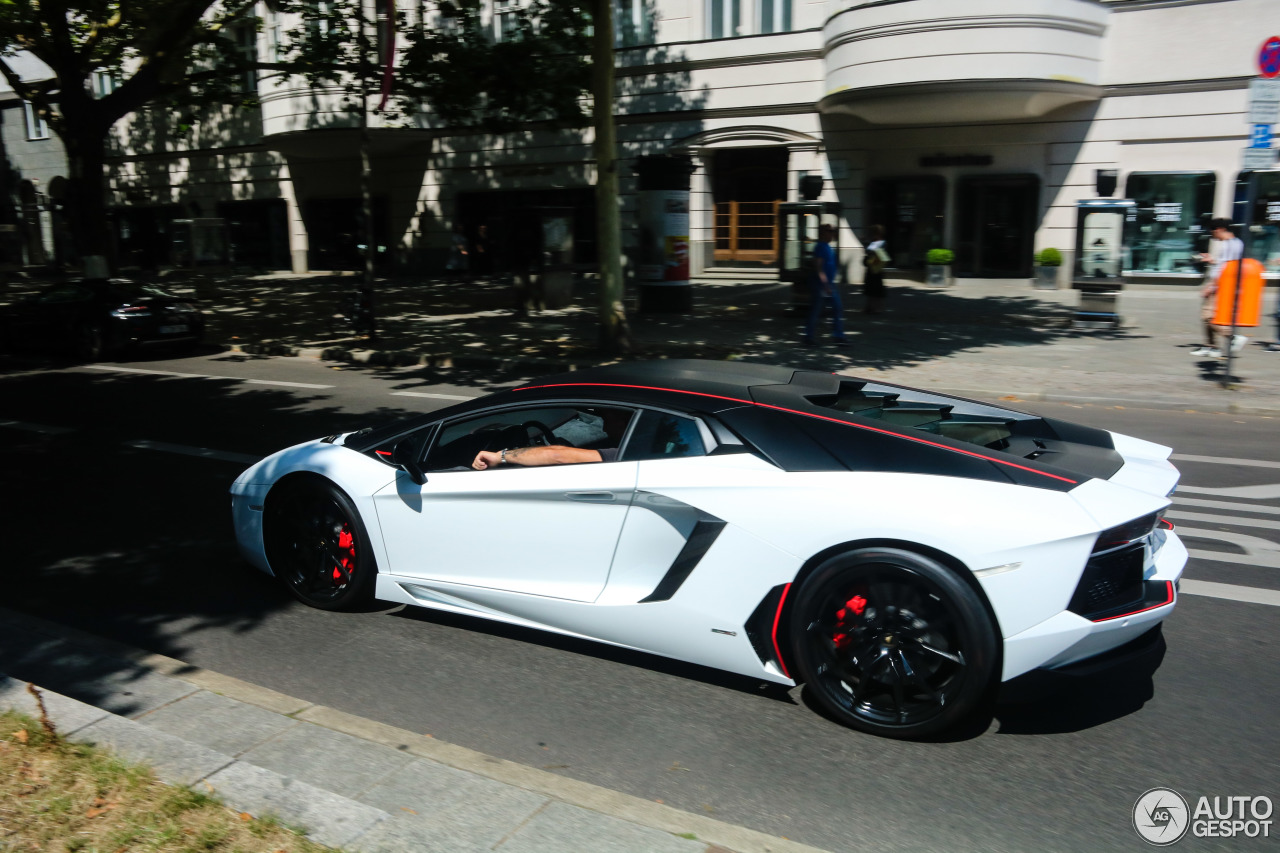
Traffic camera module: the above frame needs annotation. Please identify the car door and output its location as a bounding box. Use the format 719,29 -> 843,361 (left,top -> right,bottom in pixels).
5,283 -> 91,349
372,403 -> 638,602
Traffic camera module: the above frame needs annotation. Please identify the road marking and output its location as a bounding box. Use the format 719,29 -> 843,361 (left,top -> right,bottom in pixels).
244,379 -> 335,389
124,440 -> 260,465
83,364 -> 333,390
1172,497 -> 1280,516
1171,453 -> 1280,470
0,419 -> 74,435
1166,510 -> 1280,531
1177,483 -> 1280,500
1180,579 -> 1280,607
390,391 -> 476,401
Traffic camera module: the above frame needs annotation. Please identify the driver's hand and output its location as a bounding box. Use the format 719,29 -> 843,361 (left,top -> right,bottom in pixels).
472,450 -> 502,470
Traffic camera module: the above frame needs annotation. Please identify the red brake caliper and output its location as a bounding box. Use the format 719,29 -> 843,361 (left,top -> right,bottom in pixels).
334,526 -> 356,584
832,595 -> 867,650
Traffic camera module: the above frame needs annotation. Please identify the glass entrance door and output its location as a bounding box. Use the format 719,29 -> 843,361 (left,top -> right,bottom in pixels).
956,176 -> 1039,278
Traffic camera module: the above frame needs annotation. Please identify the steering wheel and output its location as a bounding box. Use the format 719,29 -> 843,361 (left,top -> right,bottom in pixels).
522,420 -> 557,446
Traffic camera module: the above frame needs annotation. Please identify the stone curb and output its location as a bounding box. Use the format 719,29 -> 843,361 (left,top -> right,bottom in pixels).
0,606 -> 831,853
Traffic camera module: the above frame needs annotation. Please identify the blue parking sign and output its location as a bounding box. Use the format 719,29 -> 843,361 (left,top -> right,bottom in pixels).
1251,124 -> 1273,149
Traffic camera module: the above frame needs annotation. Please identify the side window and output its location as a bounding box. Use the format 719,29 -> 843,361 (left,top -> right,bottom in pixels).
425,405 -> 635,471
40,285 -> 92,304
622,410 -> 706,461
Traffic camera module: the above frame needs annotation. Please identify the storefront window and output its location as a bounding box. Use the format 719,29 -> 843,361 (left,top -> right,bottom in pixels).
867,177 -> 945,270
1123,172 -> 1215,274
1236,171 -> 1280,274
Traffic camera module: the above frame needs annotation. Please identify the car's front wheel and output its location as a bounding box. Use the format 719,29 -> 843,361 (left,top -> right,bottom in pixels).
788,547 -> 997,739
264,479 -> 376,611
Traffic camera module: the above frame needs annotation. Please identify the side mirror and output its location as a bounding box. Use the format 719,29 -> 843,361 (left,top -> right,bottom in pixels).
391,439 -> 427,485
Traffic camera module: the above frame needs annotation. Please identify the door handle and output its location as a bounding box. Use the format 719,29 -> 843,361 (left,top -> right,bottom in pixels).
566,491 -> 615,502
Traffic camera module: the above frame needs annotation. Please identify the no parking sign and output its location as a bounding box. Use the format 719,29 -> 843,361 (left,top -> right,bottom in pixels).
1261,36 -> 1280,78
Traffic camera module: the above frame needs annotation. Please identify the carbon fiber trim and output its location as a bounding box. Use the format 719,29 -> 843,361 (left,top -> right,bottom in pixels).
639,515 -> 727,603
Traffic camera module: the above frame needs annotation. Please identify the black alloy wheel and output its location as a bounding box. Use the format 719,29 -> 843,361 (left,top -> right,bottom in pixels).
789,548 -> 997,739
74,322 -> 106,361
265,480 -> 376,611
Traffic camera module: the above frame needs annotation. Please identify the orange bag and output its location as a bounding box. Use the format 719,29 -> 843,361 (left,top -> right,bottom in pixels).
1212,259 -> 1266,327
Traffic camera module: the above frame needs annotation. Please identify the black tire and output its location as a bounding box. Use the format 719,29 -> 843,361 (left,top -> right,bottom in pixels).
74,322 -> 106,361
264,478 -> 377,611
788,547 -> 997,739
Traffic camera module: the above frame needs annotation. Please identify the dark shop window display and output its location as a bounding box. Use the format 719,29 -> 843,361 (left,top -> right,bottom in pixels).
1123,172 -> 1215,274
867,177 -> 945,270
1235,171 -> 1280,274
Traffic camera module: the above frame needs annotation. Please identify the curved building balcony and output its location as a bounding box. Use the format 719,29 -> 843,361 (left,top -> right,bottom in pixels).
820,0 -> 1108,125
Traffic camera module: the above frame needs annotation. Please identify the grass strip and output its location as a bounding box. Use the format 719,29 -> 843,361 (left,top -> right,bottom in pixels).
0,703 -> 342,853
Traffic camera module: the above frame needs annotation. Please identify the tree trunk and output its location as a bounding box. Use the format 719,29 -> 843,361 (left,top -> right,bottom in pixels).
358,0 -> 378,340
62,125 -> 112,281
592,0 -> 630,354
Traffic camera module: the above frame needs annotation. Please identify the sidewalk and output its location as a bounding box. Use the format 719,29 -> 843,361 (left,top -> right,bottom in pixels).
179,270 -> 1280,414
0,606 -> 824,853
4,269 -> 1280,412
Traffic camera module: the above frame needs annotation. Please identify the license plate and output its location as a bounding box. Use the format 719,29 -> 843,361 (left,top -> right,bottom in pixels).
159,324 -> 188,334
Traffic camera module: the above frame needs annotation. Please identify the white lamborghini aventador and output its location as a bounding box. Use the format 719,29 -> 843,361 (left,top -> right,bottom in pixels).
231,360 -> 1186,738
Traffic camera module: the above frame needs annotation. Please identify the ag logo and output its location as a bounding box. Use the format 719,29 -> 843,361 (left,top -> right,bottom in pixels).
1134,788 -> 1190,845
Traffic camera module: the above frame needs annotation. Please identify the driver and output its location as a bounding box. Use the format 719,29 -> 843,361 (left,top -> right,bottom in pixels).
472,445 -> 617,469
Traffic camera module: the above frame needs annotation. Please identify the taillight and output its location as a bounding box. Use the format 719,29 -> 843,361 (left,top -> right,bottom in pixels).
112,305 -> 151,317
1092,511 -> 1160,553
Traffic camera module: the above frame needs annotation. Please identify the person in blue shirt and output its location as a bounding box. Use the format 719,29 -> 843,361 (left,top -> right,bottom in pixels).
803,223 -> 848,347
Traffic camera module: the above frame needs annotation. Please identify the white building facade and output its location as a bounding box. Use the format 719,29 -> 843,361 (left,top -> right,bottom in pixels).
100,0 -> 1280,283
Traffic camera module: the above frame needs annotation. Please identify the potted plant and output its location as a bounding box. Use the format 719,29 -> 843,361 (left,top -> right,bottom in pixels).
1033,248 -> 1063,290
926,248 -> 954,286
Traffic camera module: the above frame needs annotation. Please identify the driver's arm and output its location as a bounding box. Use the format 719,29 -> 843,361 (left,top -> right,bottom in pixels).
472,445 -> 604,470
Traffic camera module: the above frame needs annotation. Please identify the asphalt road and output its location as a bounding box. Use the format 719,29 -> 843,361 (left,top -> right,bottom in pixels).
2,349 -> 1277,853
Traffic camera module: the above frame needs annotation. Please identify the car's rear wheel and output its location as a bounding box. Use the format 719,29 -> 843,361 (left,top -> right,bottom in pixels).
264,479 -> 376,611
788,547 -> 996,739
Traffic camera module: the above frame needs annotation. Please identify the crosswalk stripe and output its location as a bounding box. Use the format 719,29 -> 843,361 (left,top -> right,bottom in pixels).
1171,454 -> 1280,470
1166,510 -> 1280,531
1177,483 -> 1280,500
1172,497 -> 1280,516
1180,579 -> 1280,607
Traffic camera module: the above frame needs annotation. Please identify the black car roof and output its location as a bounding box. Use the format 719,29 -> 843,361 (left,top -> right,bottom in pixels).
346,359 -> 1118,492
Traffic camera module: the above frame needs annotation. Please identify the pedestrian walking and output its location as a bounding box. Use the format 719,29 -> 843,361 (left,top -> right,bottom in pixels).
1192,218 -> 1244,358
445,223 -> 469,281
802,223 -> 848,346
863,224 -> 888,314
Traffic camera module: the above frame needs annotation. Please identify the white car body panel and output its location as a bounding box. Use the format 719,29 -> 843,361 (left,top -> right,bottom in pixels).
371,462 -> 639,602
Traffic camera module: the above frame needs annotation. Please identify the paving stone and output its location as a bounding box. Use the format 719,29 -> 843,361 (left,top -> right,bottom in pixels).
353,783 -> 547,850
75,714 -> 235,786
0,675 -> 109,734
3,646 -> 198,718
239,720 -> 416,798
358,756 -> 546,818
204,760 -> 390,849
496,800 -> 707,853
139,689 -> 300,756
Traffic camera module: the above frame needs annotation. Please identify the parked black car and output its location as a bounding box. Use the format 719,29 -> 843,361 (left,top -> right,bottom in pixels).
0,278 -> 205,360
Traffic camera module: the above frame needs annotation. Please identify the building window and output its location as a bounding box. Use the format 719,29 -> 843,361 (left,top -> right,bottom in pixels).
1123,172 -> 1216,274
493,0 -> 521,41
229,21 -> 258,93
616,0 -> 653,46
758,0 -> 791,34
23,102 -> 49,140
92,71 -> 118,98
1238,171 -> 1280,274
708,0 -> 740,39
